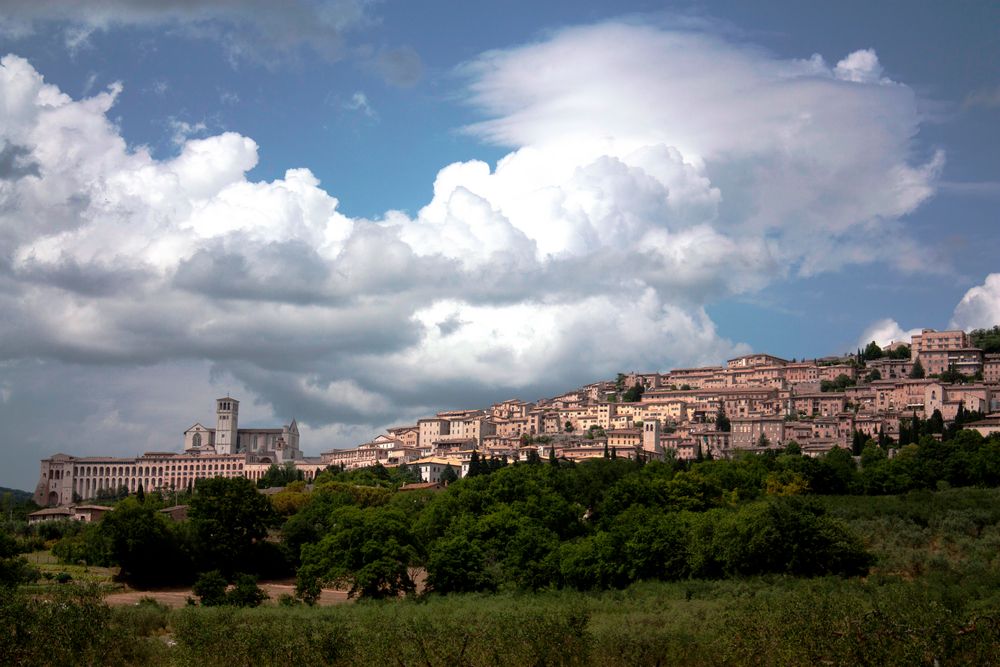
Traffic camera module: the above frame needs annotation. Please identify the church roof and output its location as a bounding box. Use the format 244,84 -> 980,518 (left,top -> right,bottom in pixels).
183,422 -> 214,434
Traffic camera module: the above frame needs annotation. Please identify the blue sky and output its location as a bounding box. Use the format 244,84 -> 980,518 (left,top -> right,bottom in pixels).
1,1 -> 998,489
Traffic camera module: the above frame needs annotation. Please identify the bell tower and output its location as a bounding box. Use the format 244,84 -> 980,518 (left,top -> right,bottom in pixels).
215,397 -> 239,454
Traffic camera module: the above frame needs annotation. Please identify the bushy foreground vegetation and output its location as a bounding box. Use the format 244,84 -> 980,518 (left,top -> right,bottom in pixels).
5,482 -> 1000,664
3,576 -> 999,665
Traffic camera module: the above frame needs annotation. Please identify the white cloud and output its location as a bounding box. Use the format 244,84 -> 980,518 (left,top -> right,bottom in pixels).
343,91 -> 376,118
951,274 -> 1000,331
833,49 -> 885,83
150,79 -> 169,97
857,318 -> 921,348
460,23 -> 941,274
168,118 -> 207,146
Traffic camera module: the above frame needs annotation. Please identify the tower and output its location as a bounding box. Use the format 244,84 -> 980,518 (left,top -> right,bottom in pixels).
642,420 -> 662,459
215,397 -> 239,454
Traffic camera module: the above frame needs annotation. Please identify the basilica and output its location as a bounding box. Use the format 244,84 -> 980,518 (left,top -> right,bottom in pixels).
34,397 -> 315,507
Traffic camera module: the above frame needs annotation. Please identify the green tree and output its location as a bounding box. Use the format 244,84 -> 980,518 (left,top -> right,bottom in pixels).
192,569 -> 228,606
969,325 -> 1000,353
938,367 -> 967,384
467,451 -> 483,478
887,343 -> 911,359
257,462 -> 303,489
297,506 -> 418,599
623,383 -> 645,403
863,340 -> 883,361
813,447 -> 859,494
98,498 -> 189,587
909,359 -> 925,379
707,497 -> 872,577
189,477 -> 275,576
927,409 -> 945,434
851,431 -> 866,456
821,374 -> 856,392
440,464 -> 459,484
425,530 -> 496,594
0,530 -> 38,588
716,409 -> 731,432
226,573 -> 267,607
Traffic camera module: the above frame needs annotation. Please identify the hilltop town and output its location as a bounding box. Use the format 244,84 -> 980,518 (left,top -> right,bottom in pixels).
35,327 -> 1000,506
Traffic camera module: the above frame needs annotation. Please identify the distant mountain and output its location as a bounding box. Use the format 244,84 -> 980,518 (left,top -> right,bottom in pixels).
0,487 -> 33,504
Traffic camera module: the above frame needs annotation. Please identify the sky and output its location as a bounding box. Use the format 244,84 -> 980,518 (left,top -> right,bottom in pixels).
1,1 -> 998,490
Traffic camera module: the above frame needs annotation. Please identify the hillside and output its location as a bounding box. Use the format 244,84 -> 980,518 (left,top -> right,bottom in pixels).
0,486 -> 34,504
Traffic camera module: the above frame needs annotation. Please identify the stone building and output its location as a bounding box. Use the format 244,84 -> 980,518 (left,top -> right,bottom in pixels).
34,396 -> 307,506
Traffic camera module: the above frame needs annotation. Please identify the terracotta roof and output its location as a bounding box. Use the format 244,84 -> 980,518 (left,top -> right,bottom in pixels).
29,507 -> 74,517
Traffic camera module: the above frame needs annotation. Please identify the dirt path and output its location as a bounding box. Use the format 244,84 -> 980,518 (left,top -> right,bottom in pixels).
104,581 -> 350,608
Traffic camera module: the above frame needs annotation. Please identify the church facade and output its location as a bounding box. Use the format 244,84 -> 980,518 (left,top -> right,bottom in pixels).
183,397 -> 302,459
34,397 -> 310,507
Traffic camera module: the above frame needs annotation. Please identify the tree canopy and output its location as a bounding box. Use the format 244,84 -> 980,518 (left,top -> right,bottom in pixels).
190,477 -> 275,575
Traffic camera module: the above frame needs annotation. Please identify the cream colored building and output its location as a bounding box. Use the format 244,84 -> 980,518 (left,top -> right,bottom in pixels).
35,396 -> 309,506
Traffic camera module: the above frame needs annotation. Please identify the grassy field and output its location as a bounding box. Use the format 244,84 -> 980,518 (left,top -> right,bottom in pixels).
18,549 -> 123,595
7,578 -> 992,666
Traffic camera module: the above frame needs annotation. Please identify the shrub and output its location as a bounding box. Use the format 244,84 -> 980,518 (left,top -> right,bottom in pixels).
227,573 -> 268,608
193,570 -> 228,607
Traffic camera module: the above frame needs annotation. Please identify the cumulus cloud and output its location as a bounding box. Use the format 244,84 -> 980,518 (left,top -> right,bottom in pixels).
0,20 -> 944,478
857,318 -> 921,348
833,49 -> 885,83
461,23 -> 941,274
951,274 -> 1000,331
